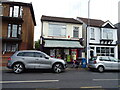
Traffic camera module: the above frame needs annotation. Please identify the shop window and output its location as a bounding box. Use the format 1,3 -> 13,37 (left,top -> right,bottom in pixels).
96,47 -> 100,53
101,47 -> 105,53
96,47 -> 114,57
106,47 -> 109,53
111,48 -> 114,53
50,49 -> 55,57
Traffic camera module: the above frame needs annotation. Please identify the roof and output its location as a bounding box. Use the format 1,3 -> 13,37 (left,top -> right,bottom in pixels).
77,17 -> 105,27
114,22 -> 120,28
2,1 -> 36,26
41,15 -> 83,24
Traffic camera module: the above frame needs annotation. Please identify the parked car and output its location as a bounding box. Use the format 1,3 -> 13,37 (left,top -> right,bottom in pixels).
7,50 -> 67,74
88,56 -> 120,72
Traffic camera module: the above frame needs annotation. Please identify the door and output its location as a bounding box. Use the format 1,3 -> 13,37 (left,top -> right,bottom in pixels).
101,56 -> 112,69
109,57 -> 119,70
34,52 -> 52,69
19,52 -> 36,69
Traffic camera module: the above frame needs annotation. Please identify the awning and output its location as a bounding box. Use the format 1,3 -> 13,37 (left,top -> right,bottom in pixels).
44,40 -> 84,48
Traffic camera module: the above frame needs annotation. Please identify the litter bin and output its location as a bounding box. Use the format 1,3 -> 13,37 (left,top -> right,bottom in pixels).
81,58 -> 87,68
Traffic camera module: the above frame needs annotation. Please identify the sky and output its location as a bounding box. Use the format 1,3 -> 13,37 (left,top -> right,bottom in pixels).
8,0 -> 120,41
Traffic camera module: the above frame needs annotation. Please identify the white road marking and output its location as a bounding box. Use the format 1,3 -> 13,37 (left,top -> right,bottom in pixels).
0,80 -> 59,84
93,79 -> 120,81
80,86 -> 102,88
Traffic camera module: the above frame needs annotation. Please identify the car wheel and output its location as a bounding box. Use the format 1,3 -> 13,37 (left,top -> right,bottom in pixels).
13,63 -> 24,74
98,66 -> 104,73
53,63 -> 63,73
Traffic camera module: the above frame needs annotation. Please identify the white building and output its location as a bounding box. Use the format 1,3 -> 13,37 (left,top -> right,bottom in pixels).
40,15 -> 84,62
77,17 -> 118,63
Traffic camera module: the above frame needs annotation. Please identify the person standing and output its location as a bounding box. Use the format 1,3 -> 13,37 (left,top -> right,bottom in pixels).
72,53 -> 77,68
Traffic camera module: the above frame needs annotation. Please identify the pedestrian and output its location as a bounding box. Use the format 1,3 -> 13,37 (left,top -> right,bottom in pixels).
72,54 -> 77,68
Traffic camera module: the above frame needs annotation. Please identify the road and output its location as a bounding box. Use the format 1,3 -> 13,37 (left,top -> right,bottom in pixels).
1,68 -> 120,89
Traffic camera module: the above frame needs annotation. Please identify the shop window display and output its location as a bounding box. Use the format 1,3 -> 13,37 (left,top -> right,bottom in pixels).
96,47 -> 114,57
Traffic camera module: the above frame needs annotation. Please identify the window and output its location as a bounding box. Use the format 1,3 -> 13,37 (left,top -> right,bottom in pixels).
73,27 -> 79,38
100,57 -> 111,61
49,24 -> 66,37
102,29 -> 113,39
9,6 -> 23,18
99,57 -> 103,61
6,43 -> 18,52
0,4 -> 3,16
109,57 -> 118,62
17,52 -> 24,56
23,52 -> 34,57
101,47 -> 105,53
17,52 -> 34,57
96,47 -> 100,53
34,52 -> 45,58
8,24 -> 22,38
90,57 -> 97,61
90,28 -> 95,39
96,47 -> 114,57
12,25 -> 18,37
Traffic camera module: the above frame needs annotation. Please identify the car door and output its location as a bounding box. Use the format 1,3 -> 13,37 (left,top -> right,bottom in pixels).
109,57 -> 119,70
20,52 -> 36,69
34,52 -> 52,69
101,56 -> 112,69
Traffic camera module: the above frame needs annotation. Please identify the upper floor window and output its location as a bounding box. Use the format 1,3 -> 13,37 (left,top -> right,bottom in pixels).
90,28 -> 95,40
8,24 -> 22,38
102,29 -> 113,40
49,24 -> 66,37
73,27 -> 79,38
9,6 -> 23,18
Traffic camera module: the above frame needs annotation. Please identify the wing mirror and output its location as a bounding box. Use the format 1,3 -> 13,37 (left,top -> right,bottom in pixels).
45,56 -> 49,59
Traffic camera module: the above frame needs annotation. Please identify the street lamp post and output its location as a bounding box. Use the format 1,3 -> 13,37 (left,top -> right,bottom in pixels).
86,0 -> 90,63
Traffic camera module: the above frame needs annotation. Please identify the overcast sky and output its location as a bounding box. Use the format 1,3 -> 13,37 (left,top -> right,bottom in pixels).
8,0 -> 120,41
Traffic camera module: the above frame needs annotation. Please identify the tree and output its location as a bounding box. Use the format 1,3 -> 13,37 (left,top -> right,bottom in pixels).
35,39 -> 40,50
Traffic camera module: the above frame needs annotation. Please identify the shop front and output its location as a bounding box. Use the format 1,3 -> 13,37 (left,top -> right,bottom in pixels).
89,45 -> 118,59
43,39 -> 84,62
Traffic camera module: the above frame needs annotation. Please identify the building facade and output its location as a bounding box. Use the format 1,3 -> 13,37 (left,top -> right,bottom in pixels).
1,1 -> 36,66
115,23 -> 120,59
41,15 -> 84,62
77,17 -> 118,63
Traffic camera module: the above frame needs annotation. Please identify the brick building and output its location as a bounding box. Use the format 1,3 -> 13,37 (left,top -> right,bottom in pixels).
1,1 -> 36,66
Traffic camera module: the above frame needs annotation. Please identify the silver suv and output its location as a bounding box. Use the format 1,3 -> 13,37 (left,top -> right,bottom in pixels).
88,56 -> 120,72
7,50 -> 67,74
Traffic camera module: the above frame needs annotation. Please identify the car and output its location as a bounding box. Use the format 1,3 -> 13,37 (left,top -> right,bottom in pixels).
7,50 -> 67,74
88,56 -> 120,72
